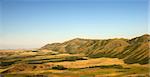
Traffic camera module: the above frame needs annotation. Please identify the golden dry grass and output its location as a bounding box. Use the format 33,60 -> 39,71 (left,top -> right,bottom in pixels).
46,58 -> 125,68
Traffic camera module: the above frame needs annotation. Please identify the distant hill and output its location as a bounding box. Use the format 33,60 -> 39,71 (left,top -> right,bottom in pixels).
40,34 -> 150,64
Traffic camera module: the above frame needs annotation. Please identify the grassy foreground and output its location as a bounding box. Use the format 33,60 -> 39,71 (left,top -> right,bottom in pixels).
0,50 -> 149,77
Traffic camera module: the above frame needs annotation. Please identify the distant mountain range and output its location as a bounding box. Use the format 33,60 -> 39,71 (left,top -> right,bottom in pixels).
40,34 -> 150,64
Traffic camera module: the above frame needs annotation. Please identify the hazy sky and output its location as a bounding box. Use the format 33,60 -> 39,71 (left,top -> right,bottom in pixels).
0,0 -> 148,49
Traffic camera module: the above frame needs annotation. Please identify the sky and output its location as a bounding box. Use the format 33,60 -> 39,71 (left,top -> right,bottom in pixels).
0,0 -> 149,49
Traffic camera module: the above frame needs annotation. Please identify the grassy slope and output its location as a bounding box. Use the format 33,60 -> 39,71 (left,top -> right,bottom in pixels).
41,34 -> 150,64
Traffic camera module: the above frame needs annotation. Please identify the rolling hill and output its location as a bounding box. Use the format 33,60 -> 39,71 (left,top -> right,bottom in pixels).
41,34 -> 150,64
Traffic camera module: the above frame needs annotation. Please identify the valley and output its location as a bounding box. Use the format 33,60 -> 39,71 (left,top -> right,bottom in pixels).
0,34 -> 149,77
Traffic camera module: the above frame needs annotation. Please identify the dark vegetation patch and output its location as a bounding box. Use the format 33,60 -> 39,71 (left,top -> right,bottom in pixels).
27,56 -> 87,64
0,59 -> 21,67
51,65 -> 67,70
87,64 -> 124,69
1,56 -> 87,66
0,61 -> 15,66
124,57 -> 149,64
27,61 -> 46,64
1,55 -> 37,62
67,64 -> 124,71
63,56 -> 87,61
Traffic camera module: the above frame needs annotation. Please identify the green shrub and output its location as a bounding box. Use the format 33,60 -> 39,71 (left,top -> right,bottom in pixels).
52,65 -> 67,70
0,61 -> 15,66
88,65 -> 123,69
64,56 -> 87,61
64,56 -> 79,61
